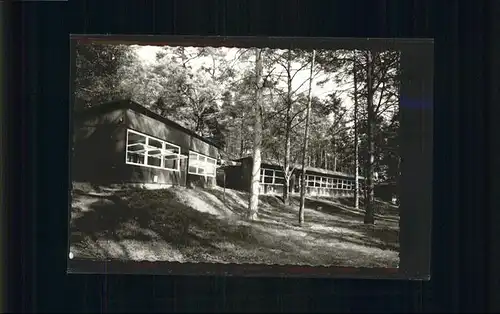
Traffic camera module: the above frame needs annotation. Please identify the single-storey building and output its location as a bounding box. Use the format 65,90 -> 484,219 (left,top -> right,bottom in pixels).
220,156 -> 365,198
374,181 -> 398,203
72,99 -> 221,189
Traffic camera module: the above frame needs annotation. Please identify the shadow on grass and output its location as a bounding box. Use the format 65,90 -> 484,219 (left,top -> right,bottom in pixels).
336,197 -> 399,217
71,188 -> 331,264
304,223 -> 399,251
200,188 -> 248,216
211,192 -> 400,253
305,197 -> 400,223
289,197 -> 365,223
70,186 -> 399,266
71,189 -> 266,259
283,196 -> 400,251
361,226 -> 399,250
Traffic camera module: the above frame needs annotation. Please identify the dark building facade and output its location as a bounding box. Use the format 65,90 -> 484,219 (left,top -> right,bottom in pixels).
374,182 -> 398,203
72,99 -> 220,189
220,156 -> 364,198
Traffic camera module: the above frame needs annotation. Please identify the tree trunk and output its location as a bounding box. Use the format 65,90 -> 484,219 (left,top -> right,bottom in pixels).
283,50 -> 293,205
239,114 -> 245,158
248,48 -> 264,220
195,115 -> 203,134
364,51 -> 376,225
299,50 -> 316,225
283,124 -> 291,204
223,169 -> 227,203
353,55 -> 360,210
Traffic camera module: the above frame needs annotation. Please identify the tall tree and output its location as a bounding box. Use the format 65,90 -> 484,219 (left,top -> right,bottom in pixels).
283,50 -> 294,205
354,50 -> 400,224
363,51 -> 376,224
248,48 -> 265,220
261,49 -> 320,205
298,50 -> 316,225
353,53 -> 360,210
272,49 -> 311,205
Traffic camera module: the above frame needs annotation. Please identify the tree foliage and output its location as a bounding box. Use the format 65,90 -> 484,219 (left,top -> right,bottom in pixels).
74,42 -> 136,111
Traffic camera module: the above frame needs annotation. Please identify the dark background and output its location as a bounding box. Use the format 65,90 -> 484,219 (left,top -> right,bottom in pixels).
3,0 -> 497,312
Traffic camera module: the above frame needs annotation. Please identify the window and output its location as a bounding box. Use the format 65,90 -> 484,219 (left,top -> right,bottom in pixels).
342,180 -> 347,190
126,129 -> 182,171
302,175 -> 339,189
327,178 -> 333,188
275,177 -> 285,185
189,151 -> 217,177
313,176 -> 320,187
260,168 -> 285,185
295,175 -> 363,191
275,171 -> 285,185
321,177 -> 327,188
306,175 -> 314,187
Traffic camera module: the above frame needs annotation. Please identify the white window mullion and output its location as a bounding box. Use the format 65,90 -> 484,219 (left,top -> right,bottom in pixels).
125,130 -> 130,162
197,155 -> 201,175
188,151 -> 216,178
144,137 -> 150,163
176,148 -> 180,171
125,129 -> 181,172
193,154 -> 197,174
160,142 -> 165,168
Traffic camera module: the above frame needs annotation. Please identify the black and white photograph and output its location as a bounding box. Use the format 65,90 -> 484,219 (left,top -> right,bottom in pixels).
69,37 -> 418,272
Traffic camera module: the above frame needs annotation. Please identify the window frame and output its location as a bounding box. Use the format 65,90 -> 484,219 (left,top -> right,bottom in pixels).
299,175 -> 358,191
125,129 -> 182,172
260,167 -> 285,186
188,150 -> 217,178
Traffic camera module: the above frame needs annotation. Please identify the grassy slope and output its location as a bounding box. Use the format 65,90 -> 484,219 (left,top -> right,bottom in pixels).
70,184 -> 399,268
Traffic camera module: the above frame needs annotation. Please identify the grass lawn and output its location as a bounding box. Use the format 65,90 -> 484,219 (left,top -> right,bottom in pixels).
69,183 -> 399,268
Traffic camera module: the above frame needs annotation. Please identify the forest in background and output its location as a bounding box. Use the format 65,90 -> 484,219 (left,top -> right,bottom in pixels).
74,42 -> 401,225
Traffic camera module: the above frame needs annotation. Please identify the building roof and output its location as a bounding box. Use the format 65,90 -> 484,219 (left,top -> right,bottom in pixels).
234,156 -> 365,179
376,181 -> 397,186
74,99 -> 222,149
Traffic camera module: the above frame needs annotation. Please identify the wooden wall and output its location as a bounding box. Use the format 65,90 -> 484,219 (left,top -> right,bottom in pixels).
125,109 -> 217,187
72,108 -> 126,185
72,107 -> 219,188
220,157 -> 361,198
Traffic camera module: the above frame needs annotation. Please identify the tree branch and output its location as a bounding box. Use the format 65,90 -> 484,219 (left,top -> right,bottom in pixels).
374,81 -> 387,114
290,61 -> 312,81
